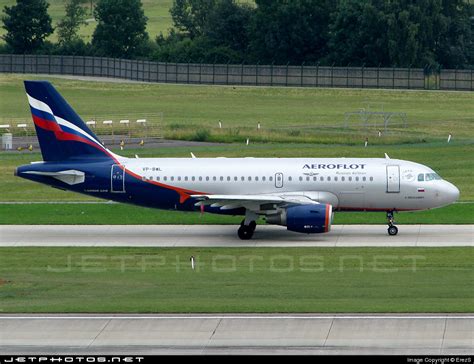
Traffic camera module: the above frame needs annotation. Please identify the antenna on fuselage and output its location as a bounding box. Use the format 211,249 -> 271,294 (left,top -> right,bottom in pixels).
384,153 -> 390,159
190,152 -> 196,159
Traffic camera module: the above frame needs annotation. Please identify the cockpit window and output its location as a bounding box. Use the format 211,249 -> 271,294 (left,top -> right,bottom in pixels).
417,173 -> 424,181
425,173 -> 441,181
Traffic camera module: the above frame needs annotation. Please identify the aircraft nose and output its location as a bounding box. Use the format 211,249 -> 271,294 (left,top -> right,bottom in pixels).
443,182 -> 460,204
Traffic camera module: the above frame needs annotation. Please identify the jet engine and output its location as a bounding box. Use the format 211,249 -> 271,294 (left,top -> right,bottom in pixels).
266,204 -> 333,233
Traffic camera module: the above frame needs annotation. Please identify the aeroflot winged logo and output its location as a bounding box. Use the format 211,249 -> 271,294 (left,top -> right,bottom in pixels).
303,163 -> 366,170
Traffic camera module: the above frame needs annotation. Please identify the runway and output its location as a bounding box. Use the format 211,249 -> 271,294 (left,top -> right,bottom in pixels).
0,314 -> 472,355
0,225 -> 472,247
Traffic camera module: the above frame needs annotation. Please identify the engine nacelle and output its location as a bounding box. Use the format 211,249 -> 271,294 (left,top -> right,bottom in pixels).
266,204 -> 333,234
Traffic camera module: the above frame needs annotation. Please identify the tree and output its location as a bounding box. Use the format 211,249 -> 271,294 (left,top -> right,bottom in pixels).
170,0 -> 216,39
57,0 -> 88,45
2,0 -> 53,53
92,0 -> 148,58
328,0 -> 389,66
249,0 -> 333,64
204,0 -> 253,53
435,0 -> 473,68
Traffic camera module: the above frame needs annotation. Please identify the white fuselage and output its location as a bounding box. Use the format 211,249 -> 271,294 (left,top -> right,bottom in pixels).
123,157 -> 459,212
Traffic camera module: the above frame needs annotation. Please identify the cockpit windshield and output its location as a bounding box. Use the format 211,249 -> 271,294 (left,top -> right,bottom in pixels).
425,173 -> 441,181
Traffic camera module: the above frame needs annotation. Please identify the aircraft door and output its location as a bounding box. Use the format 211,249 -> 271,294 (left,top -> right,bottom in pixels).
275,173 -> 284,188
111,164 -> 125,193
386,165 -> 400,193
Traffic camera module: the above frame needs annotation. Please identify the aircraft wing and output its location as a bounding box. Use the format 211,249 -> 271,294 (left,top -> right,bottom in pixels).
191,193 -> 319,212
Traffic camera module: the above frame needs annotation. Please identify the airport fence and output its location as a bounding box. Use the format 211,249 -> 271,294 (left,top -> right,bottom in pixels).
0,54 -> 472,91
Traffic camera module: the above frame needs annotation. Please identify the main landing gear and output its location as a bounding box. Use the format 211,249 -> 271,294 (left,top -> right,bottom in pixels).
237,211 -> 258,240
386,210 -> 398,236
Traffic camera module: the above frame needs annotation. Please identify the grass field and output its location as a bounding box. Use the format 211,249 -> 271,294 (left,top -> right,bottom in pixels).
1,74 -> 473,145
0,247 -> 471,313
0,203 -> 472,225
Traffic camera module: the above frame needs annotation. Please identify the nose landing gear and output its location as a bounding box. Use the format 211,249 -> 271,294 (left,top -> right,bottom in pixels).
386,210 -> 398,236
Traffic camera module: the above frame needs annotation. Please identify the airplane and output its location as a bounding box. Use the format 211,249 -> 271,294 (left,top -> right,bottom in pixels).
15,81 -> 460,240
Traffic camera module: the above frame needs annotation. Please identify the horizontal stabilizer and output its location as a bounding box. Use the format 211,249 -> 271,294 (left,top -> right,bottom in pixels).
23,170 -> 85,185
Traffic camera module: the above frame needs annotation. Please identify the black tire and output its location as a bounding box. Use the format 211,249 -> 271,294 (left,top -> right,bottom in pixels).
238,225 -> 254,240
388,225 -> 398,236
249,221 -> 257,232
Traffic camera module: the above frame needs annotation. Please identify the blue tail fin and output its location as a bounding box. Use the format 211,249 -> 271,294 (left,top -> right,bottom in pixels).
25,80 -> 110,162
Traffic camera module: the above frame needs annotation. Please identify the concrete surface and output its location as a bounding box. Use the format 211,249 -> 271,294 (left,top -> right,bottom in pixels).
0,225 -> 472,247
0,314 -> 472,355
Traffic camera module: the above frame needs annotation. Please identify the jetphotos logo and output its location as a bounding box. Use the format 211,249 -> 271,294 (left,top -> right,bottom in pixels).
303,163 -> 366,170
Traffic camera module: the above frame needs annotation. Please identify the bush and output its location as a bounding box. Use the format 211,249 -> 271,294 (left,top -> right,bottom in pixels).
192,128 -> 211,141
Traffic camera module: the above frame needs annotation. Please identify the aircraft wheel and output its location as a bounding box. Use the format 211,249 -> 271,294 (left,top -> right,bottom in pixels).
388,225 -> 398,236
249,221 -> 257,232
238,225 -> 254,240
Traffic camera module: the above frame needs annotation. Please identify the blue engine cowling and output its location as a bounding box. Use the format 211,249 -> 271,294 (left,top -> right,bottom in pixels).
267,204 -> 333,234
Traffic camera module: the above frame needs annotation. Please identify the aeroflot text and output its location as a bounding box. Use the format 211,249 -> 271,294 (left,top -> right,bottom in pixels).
303,164 -> 366,170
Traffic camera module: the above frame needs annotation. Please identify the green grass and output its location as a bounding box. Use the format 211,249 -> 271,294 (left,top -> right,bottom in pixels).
0,203 -> 472,225
1,74 -> 474,144
0,247 -> 471,313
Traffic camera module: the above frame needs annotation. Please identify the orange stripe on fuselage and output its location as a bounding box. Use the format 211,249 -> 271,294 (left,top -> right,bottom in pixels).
123,168 -> 207,204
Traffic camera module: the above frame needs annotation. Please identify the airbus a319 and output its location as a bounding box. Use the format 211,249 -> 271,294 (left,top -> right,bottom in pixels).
16,81 -> 459,239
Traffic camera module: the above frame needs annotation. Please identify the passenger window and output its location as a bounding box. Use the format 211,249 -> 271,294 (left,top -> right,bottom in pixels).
328,176 -> 331,181
206,176 -> 209,181
269,176 -> 273,181
227,176 -> 231,181
213,176 -> 216,181
320,176 -> 324,181
355,177 -> 359,181
241,176 -> 245,181
418,173 -> 424,181
370,177 -> 374,181
164,176 -> 167,181
255,176 -> 259,181
184,176 -> 188,181
178,176 -> 181,181
198,176 -> 202,181
220,176 -> 224,181
157,176 -> 160,181
299,176 -> 303,181
248,176 -> 252,181
149,176 -> 153,181
306,176 -> 310,182
288,176 -> 292,182
362,177 -> 366,181
341,177 -> 345,181
191,176 -> 195,181
348,177 -> 352,181
334,177 -> 338,181
313,176 -> 317,181
262,176 -> 266,181
234,176 -> 238,181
